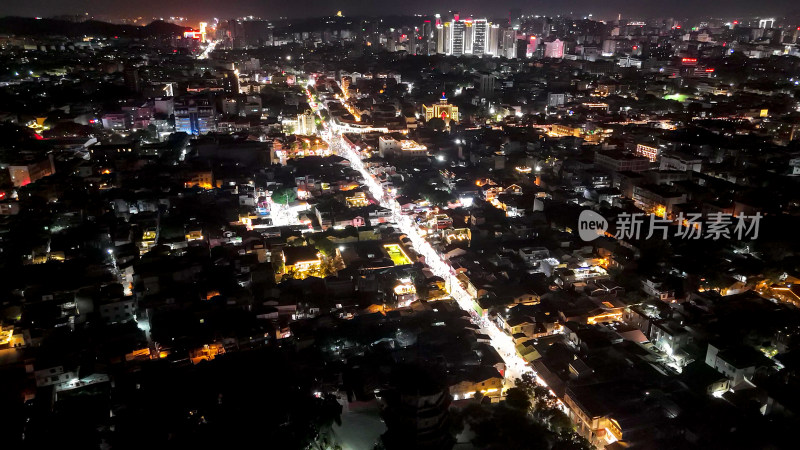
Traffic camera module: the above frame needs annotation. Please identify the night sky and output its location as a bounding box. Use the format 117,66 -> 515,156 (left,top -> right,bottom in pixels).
0,0 -> 798,21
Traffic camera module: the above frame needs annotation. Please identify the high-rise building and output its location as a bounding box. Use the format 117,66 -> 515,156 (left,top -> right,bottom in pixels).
436,21 -> 449,54
421,20 -> 435,55
221,19 -> 246,48
464,20 -> 474,54
500,28 -> 517,58
486,24 -> 500,56
472,19 -> 488,56
408,27 -> 418,55
435,17 -> 510,57
451,20 -> 466,56
516,38 -> 528,59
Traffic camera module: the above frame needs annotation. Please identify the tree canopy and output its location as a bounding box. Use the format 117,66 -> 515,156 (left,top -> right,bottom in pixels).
272,187 -> 297,205
428,117 -> 446,131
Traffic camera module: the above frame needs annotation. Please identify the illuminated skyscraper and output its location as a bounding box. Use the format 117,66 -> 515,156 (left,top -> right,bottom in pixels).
435,16 -> 507,57
464,19 -> 474,54
472,19 -> 488,56
451,20 -> 466,56
486,24 -> 501,56
436,16 -> 449,54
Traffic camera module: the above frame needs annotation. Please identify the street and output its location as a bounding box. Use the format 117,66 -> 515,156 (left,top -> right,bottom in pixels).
309,90 -> 538,392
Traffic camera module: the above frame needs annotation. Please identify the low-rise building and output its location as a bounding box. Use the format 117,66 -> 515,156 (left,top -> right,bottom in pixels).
595,150 -> 651,173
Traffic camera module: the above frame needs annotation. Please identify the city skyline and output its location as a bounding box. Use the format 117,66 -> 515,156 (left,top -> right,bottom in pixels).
1,0 -> 800,22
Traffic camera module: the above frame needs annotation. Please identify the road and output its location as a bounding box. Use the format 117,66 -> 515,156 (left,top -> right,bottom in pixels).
309,91 -> 537,391
198,40 -> 218,60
